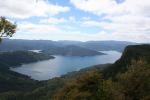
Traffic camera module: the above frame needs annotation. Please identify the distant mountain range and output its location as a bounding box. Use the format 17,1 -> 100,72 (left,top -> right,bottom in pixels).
43,45 -> 104,56
0,39 -> 136,53
58,40 -> 137,52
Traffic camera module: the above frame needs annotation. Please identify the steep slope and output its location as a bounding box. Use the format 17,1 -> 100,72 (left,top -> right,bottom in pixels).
0,51 -> 54,93
53,59 -> 150,100
103,44 -> 150,78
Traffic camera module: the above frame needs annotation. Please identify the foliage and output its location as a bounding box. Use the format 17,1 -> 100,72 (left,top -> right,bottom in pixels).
0,17 -> 17,42
116,60 -> 150,100
0,45 -> 150,100
0,51 -> 54,93
0,51 -> 54,67
52,59 -> 150,100
52,70 -> 103,100
103,44 -> 150,78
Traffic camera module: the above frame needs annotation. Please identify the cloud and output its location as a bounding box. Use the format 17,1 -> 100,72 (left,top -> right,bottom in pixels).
12,21 -> 150,43
39,17 -> 67,24
0,0 -> 70,19
70,0 -> 120,15
18,22 -> 61,33
4,0 -> 149,43
81,17 -> 91,21
82,20 -> 101,27
100,15 -> 150,34
70,0 -> 150,16
70,0 -> 150,43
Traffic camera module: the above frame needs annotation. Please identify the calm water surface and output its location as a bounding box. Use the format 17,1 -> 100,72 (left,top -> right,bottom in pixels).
10,51 -> 121,80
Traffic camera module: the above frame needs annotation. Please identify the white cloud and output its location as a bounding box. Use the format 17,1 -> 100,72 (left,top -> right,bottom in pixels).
100,15 -> 150,34
4,0 -> 150,43
40,17 -> 67,24
96,32 -> 150,43
70,0 -> 120,15
18,22 -> 61,33
70,0 -> 150,16
81,17 -> 91,21
82,20 -> 101,27
13,29 -> 150,43
70,0 -> 150,43
12,21 -> 150,43
0,0 -> 70,19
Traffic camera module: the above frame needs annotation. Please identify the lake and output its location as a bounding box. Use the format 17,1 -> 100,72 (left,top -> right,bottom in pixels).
10,51 -> 122,80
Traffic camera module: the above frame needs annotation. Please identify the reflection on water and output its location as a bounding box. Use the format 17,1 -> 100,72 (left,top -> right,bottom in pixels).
10,51 -> 122,80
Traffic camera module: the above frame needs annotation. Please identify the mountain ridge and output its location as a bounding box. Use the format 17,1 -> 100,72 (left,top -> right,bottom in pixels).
0,38 -> 136,52
43,45 -> 104,56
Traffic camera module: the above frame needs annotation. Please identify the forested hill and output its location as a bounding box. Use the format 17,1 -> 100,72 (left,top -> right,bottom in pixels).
0,51 -> 54,93
43,45 -> 104,56
0,51 -> 54,68
118,44 -> 150,64
103,44 -> 150,78
0,44 -> 150,100
0,39 -> 136,52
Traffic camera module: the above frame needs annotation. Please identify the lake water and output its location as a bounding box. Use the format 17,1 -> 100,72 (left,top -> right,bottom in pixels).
10,51 -> 122,80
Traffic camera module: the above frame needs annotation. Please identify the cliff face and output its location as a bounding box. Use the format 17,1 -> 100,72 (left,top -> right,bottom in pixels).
103,44 -> 150,78
120,44 -> 150,63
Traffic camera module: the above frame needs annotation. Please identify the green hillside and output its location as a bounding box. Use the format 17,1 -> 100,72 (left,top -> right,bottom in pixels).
0,51 -> 54,93
0,51 -> 54,68
103,44 -> 150,78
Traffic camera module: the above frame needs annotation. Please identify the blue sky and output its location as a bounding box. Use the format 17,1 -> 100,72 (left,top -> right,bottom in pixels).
0,0 -> 150,43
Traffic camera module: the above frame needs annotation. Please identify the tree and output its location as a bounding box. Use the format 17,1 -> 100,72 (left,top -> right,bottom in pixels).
0,17 -> 17,42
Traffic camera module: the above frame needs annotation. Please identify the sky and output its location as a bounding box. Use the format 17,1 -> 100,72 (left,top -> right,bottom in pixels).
0,0 -> 150,43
